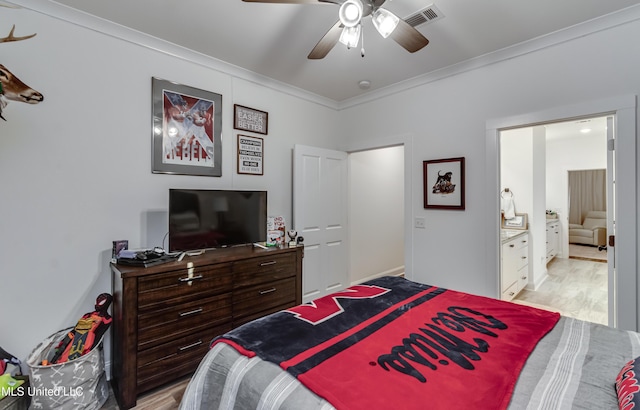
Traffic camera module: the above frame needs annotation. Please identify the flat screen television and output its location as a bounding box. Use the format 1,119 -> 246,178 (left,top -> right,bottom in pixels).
168,189 -> 267,252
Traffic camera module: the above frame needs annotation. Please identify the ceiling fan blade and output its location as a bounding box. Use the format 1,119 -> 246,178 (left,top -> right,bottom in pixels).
389,18 -> 429,53
242,0 -> 339,4
308,20 -> 343,59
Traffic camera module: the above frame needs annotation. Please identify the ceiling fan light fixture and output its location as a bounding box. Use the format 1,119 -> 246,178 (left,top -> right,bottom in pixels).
372,8 -> 399,38
339,24 -> 361,48
339,0 -> 363,28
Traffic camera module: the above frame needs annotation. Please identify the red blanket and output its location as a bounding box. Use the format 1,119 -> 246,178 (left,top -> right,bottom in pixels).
216,276 -> 560,410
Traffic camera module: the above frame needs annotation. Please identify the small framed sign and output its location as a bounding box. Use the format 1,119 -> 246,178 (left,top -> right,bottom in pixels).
234,104 -> 268,135
237,134 -> 264,175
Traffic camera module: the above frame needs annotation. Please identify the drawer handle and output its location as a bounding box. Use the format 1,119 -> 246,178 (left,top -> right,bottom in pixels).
179,308 -> 203,317
509,244 -> 515,248
521,256 -> 527,260
509,292 -> 515,296
521,276 -> 527,279
179,274 -> 203,282
260,261 -> 277,267
260,287 -> 277,295
179,340 -> 203,352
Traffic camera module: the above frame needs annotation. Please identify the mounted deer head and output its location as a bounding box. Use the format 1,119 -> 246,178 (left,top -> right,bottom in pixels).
0,24 -> 44,121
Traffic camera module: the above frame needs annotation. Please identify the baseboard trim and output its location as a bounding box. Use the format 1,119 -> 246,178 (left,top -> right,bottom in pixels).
530,271 -> 549,291
351,266 -> 405,286
569,256 -> 607,263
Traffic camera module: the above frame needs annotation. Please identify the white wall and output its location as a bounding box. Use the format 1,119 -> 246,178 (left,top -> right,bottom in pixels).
0,8 -> 339,362
336,17 -> 640,303
501,128 -> 533,216
531,126 -> 548,288
348,146 -> 404,284
500,127 -> 548,290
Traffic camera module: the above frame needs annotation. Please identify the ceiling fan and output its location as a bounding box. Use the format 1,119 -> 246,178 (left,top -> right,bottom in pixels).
242,0 -> 429,59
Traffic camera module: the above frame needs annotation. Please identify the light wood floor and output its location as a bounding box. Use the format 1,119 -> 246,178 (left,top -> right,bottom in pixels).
569,243 -> 607,262
101,376 -> 190,410
513,256 -> 608,325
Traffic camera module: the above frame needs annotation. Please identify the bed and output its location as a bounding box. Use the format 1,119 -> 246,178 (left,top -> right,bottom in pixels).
179,276 -> 640,409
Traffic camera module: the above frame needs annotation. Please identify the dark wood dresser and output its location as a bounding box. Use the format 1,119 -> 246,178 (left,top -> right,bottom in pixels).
110,245 -> 303,409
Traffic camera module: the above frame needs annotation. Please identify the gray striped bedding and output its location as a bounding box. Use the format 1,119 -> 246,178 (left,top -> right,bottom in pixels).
180,316 -> 640,409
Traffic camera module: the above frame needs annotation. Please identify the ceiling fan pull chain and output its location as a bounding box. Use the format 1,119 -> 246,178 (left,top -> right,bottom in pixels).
360,23 -> 365,57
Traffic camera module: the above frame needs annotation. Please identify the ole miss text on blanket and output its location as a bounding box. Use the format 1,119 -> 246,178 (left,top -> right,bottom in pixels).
214,276 -> 560,410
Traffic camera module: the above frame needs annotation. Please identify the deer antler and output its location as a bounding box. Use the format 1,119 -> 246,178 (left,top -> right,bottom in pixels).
0,25 -> 36,43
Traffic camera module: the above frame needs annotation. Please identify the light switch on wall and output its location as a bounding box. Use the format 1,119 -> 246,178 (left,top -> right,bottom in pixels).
414,217 -> 426,229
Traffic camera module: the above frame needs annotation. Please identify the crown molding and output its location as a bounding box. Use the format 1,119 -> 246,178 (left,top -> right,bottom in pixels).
337,3 -> 640,110
8,1 -> 640,111
8,0 -> 340,110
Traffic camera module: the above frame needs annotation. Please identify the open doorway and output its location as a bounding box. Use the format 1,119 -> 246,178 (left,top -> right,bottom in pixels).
348,145 -> 405,285
293,137 -> 412,302
486,95 -> 637,331
499,115 -> 610,325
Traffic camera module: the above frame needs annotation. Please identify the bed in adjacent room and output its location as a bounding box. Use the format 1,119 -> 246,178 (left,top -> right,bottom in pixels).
179,276 -> 640,409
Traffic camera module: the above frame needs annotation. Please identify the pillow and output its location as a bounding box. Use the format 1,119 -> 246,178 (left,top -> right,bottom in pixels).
616,357 -> 640,410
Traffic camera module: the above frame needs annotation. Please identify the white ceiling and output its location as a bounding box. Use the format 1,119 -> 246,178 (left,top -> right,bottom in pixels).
7,0 -> 640,102
545,116 -> 608,141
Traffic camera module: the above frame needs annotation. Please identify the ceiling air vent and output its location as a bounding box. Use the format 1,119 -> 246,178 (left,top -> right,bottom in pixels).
404,4 -> 444,28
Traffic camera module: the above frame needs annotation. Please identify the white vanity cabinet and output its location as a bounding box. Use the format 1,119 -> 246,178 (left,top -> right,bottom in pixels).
501,231 -> 529,301
546,219 -> 560,264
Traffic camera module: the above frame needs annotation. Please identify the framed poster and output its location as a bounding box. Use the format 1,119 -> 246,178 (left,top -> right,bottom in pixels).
423,157 -> 465,210
234,104 -> 268,135
152,77 -> 222,176
237,134 -> 264,175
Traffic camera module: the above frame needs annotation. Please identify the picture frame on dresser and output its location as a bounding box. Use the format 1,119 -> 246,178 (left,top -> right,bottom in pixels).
151,77 -> 223,177
502,212 -> 528,230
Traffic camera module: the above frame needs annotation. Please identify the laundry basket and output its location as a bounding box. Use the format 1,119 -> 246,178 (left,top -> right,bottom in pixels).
25,328 -> 108,410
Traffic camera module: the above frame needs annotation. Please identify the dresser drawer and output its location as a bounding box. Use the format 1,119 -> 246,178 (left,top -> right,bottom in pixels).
234,253 -> 296,288
137,293 -> 232,350
233,277 -> 296,319
111,247 -> 302,410
137,325 -> 231,393
138,264 -> 232,311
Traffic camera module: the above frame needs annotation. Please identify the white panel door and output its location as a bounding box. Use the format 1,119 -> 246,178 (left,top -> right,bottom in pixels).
293,144 -> 348,302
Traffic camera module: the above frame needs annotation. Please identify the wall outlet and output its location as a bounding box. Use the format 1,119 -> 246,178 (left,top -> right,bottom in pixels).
414,217 -> 426,229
